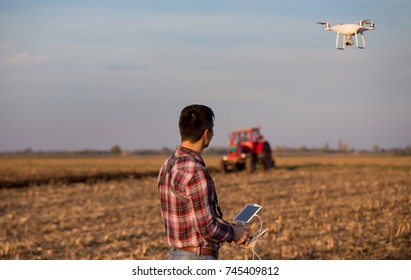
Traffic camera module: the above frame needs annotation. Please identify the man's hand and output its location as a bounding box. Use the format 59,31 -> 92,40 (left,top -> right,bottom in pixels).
231,224 -> 253,246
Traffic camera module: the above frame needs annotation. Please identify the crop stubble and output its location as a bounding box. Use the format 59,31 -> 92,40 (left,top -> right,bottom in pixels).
0,156 -> 410,259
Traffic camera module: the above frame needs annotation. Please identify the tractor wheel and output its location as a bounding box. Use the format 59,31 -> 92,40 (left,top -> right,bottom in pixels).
261,142 -> 274,170
220,159 -> 228,173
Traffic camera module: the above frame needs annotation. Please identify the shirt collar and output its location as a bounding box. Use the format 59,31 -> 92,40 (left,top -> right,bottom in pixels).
175,145 -> 205,167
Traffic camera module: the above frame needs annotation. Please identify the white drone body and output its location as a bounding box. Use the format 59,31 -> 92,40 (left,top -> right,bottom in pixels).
317,20 -> 375,50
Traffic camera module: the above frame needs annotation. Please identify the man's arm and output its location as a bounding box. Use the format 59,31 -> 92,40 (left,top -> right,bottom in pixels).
186,170 -> 234,243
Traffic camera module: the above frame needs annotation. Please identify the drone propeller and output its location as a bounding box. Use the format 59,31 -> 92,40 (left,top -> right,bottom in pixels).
316,21 -> 331,30
359,19 -> 374,25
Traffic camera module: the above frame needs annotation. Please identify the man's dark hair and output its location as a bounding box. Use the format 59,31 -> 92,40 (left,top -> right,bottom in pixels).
179,104 -> 214,142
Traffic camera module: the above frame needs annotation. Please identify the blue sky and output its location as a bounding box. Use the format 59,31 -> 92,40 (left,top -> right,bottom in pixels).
1,0 -> 410,151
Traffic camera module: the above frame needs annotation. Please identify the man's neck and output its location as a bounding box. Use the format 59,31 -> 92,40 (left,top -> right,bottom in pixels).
181,140 -> 203,155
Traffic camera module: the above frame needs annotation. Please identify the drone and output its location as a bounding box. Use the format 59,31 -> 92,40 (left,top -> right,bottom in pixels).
317,20 -> 375,50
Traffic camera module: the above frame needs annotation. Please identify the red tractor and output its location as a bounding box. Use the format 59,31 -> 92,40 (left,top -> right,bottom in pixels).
220,127 -> 275,173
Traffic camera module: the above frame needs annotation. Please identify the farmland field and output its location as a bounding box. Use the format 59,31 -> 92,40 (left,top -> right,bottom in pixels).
0,154 -> 410,260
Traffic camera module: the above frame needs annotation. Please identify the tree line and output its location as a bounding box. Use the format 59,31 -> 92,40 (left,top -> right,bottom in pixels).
1,144 -> 411,156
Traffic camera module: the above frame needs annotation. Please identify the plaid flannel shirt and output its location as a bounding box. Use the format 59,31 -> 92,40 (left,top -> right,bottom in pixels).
158,146 -> 234,251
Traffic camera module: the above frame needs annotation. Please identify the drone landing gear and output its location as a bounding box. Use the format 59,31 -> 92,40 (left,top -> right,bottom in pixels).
355,31 -> 366,49
336,33 -> 350,50
360,32 -> 366,49
336,33 -> 342,50
336,33 -> 366,50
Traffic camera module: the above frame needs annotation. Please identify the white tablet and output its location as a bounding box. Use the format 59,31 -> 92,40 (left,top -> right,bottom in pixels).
233,204 -> 262,225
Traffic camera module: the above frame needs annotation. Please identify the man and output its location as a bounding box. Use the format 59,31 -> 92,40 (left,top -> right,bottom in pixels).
158,104 -> 252,260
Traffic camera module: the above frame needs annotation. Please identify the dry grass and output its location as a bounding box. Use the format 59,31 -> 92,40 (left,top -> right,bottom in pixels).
0,156 -> 166,185
0,155 -> 410,259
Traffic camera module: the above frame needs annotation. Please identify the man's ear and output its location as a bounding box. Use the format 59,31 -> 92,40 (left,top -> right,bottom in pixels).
204,129 -> 211,139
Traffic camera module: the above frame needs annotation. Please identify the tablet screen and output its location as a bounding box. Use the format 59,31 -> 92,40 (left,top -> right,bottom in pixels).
234,204 -> 262,224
